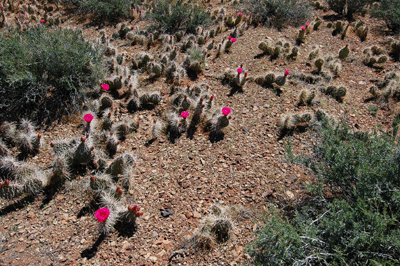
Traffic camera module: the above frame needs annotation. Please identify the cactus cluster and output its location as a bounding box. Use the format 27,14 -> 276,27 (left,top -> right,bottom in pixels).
87,151 -> 141,234
321,85 -> 347,102
369,71 -> 400,102
225,12 -> 243,28
224,65 -> 248,87
0,157 -> 46,199
189,205 -> 240,250
362,45 -> 388,67
258,38 -> 298,60
313,54 -> 342,78
255,69 -> 289,88
151,83 -> 232,141
0,120 -> 41,156
298,88 -> 316,106
278,112 -> 313,133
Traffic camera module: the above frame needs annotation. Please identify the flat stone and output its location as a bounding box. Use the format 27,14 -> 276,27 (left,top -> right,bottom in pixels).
161,209 -> 174,217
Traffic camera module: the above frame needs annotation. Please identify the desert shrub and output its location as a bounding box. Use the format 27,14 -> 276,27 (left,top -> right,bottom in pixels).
0,26 -> 104,124
248,120 -> 400,265
326,0 -> 371,19
61,0 -> 141,20
371,0 -> 400,32
147,0 -> 211,34
246,0 -> 312,28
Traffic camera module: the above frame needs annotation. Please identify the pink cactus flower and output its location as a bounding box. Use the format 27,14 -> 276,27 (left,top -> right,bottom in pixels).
181,111 -> 189,118
222,107 -> 231,116
301,26 -> 306,30
230,38 -> 236,43
95,207 -> 110,222
84,113 -> 94,123
136,211 -> 144,217
284,69 -> 290,76
237,68 -> 243,74
139,10 -> 142,13
101,83 -> 109,91
40,19 -> 45,23
238,12 -> 242,16
306,23 -> 310,27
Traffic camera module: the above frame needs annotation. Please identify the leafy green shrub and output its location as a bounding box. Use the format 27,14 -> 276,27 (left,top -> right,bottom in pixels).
371,0 -> 400,32
326,0 -> 371,19
248,120 -> 400,265
246,0 -> 312,28
0,26 -> 104,124
147,0 -> 211,34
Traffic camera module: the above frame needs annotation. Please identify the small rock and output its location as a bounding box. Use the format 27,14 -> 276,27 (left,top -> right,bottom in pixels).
149,256 -> 158,262
161,209 -> 174,217
285,191 -> 295,199
193,212 -> 202,219
155,236 -> 164,245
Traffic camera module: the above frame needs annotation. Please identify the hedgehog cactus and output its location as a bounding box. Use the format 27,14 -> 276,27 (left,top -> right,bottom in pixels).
51,138 -> 77,156
315,58 -> 324,73
106,132 -> 119,156
48,156 -> 70,187
0,180 -> 23,199
68,136 -> 95,169
101,111 -> 113,131
22,169 -> 46,196
17,133 -> 41,155
258,40 -> 274,55
0,156 -> 20,181
100,94 -> 114,110
0,140 -> 9,156
106,152 -> 136,179
1,121 -> 17,146
298,89 -> 315,106
119,205 -> 143,225
297,27 -> 307,43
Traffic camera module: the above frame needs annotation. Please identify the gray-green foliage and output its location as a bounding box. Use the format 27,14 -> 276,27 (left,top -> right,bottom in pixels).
248,120 -> 400,265
0,26 -> 104,124
247,0 -> 312,28
62,0 -> 142,20
371,0 -> 400,32
326,0 -> 371,19
147,0 -> 211,34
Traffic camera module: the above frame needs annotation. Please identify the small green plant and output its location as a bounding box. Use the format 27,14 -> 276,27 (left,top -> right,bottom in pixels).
371,0 -> 400,32
369,105 -> 378,117
147,0 -> 211,34
246,0 -> 312,28
187,48 -> 206,68
0,26 -> 104,124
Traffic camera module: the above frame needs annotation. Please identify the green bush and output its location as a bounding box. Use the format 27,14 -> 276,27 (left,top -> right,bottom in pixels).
246,0 -> 312,28
326,0 -> 371,19
0,26 -> 104,124
248,120 -> 400,265
371,0 -> 400,32
61,0 -> 141,20
147,0 -> 211,34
